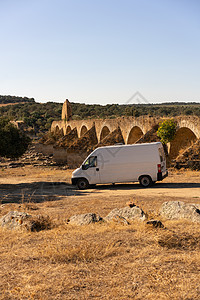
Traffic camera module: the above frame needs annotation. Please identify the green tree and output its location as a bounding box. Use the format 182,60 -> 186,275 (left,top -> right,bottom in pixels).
157,119 -> 176,144
0,118 -> 31,158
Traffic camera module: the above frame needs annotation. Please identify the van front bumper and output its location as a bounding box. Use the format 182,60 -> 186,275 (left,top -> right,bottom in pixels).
157,170 -> 168,181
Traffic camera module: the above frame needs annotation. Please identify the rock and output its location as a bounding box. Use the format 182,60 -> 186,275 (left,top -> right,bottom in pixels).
0,144 -> 58,169
160,201 -> 200,223
0,211 -> 51,231
0,211 -> 32,230
105,206 -> 146,222
112,215 -> 130,225
146,220 -> 164,228
68,213 -> 103,225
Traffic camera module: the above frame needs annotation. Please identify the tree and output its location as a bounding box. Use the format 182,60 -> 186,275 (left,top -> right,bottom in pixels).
157,119 -> 176,144
0,118 -> 31,158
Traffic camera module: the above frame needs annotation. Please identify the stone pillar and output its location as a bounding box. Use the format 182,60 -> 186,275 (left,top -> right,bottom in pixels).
62,99 -> 72,121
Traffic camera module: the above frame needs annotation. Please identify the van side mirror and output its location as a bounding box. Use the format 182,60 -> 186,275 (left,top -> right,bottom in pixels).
82,165 -> 87,170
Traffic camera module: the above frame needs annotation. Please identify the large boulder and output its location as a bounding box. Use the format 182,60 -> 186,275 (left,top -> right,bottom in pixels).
105,206 -> 146,222
160,201 -> 200,223
0,211 -> 32,230
68,213 -> 102,225
0,211 -> 51,231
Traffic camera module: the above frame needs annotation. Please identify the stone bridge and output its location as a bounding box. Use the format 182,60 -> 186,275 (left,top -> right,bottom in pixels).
51,100 -> 200,159
51,115 -> 200,143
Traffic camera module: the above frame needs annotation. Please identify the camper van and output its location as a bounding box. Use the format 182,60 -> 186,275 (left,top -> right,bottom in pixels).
71,142 -> 168,189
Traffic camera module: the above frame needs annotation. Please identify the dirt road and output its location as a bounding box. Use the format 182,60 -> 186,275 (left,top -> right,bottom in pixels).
0,166 -> 199,220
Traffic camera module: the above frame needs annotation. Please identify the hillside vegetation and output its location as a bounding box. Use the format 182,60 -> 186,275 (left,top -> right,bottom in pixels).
0,101 -> 62,133
0,95 -> 35,104
0,95 -> 200,134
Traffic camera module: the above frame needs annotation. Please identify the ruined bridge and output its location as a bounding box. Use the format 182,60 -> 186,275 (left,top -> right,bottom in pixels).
52,116 -> 162,144
51,100 -> 200,142
50,100 -> 200,160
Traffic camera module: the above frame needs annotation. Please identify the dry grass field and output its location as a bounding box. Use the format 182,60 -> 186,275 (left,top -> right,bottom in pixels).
0,103 -> 25,107
0,166 -> 200,299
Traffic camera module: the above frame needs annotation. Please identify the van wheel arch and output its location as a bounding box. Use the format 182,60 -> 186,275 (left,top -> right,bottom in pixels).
76,178 -> 89,190
139,175 -> 153,188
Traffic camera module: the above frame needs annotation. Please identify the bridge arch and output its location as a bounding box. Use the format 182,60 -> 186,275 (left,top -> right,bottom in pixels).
60,128 -> 64,136
100,126 -> 111,141
127,126 -> 143,144
80,125 -> 88,137
169,127 -> 197,159
54,125 -> 64,137
176,119 -> 200,139
55,125 -> 61,134
66,125 -> 72,134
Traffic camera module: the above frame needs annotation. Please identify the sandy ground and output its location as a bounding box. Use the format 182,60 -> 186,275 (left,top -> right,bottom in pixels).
0,166 -> 199,221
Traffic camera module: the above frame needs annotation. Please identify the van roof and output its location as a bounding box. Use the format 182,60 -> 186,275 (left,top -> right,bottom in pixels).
95,142 -> 162,151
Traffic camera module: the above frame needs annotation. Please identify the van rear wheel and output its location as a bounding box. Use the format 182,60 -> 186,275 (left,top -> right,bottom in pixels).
77,178 -> 89,190
139,176 -> 152,188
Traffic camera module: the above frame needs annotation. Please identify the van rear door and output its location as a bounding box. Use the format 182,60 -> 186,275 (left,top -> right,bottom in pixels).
158,146 -> 167,175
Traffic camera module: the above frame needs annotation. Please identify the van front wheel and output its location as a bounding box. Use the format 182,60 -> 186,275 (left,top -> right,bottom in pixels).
139,176 -> 152,188
77,178 -> 89,190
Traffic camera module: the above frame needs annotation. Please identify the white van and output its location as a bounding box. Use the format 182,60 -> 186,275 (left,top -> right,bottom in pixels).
71,142 -> 168,189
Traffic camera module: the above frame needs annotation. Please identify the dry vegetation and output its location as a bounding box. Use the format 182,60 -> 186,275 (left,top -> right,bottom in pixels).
0,103 -> 21,107
0,166 -> 200,299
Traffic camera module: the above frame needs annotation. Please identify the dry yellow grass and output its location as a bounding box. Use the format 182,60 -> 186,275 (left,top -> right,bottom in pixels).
0,166 -> 200,299
0,221 -> 200,299
0,103 -> 25,107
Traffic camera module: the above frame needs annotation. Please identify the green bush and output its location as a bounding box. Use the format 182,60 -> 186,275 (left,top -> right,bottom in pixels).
0,118 -> 31,158
157,119 -> 176,144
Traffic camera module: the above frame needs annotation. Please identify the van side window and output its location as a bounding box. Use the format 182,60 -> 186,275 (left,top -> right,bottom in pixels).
83,156 -> 97,169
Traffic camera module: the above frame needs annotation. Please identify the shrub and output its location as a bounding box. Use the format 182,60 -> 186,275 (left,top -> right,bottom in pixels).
157,119 -> 176,144
0,118 -> 31,158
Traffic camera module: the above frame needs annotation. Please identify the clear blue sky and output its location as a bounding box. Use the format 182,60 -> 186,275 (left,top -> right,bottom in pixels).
0,0 -> 200,104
